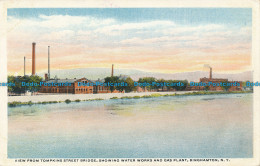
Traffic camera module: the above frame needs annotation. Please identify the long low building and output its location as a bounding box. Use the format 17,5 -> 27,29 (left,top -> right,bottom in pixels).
185,77 -> 243,91
39,77 -> 122,94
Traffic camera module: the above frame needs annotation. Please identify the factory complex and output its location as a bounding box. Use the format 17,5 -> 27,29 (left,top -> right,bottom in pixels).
185,67 -> 243,91
22,42 -> 243,95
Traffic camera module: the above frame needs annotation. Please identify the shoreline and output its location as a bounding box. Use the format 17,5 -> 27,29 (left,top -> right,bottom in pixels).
8,91 -> 252,107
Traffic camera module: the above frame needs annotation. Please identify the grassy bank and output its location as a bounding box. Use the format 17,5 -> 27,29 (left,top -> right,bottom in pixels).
8,91 -> 252,107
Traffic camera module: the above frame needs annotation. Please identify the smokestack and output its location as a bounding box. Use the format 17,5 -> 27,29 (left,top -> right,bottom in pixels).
32,42 -> 36,75
204,64 -> 212,79
48,46 -> 50,79
111,64 -> 114,77
24,56 -> 26,76
210,67 -> 212,79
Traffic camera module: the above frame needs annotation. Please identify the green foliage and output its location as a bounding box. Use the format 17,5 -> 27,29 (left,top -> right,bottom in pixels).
94,98 -> 104,100
8,76 -> 25,94
133,96 -> 141,99
65,99 -> 71,104
27,101 -> 33,105
104,76 -> 120,92
48,101 -> 58,104
137,77 -> 188,91
8,101 -> 22,107
120,96 -> 133,99
174,80 -> 188,91
150,93 -> 163,97
156,78 -> 166,90
110,97 -> 118,99
7,75 -> 43,94
27,75 -> 43,93
142,95 -> 152,98
75,99 -> 81,102
8,101 -> 33,107
87,98 -> 104,101
124,77 -> 136,92
138,77 -> 156,91
103,76 -> 136,93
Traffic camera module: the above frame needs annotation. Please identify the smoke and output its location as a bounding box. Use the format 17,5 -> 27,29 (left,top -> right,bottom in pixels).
204,64 -> 211,69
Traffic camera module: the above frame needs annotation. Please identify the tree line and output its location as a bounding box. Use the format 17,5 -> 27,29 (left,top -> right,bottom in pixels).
7,75 -> 42,95
7,75 -> 189,94
104,76 -> 188,93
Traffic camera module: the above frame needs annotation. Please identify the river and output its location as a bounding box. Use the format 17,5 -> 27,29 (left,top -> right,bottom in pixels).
8,93 -> 253,158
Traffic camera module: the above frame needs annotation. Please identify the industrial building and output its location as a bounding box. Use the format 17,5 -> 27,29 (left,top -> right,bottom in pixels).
39,77 -> 122,94
27,42 -> 242,94
24,42 -> 122,94
186,66 -> 243,91
39,65 -> 122,94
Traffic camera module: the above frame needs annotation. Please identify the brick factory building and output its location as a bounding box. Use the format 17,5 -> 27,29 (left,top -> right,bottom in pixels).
40,78 -> 93,94
186,67 -> 243,91
39,77 -> 122,94
199,77 -> 242,91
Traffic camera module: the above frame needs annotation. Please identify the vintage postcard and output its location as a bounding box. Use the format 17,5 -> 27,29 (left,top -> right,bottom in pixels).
0,0 -> 260,166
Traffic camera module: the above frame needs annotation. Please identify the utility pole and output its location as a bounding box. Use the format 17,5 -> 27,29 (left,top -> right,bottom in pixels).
48,46 -> 50,79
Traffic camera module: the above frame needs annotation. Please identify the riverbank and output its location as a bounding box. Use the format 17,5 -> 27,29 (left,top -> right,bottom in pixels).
8,91 -> 252,107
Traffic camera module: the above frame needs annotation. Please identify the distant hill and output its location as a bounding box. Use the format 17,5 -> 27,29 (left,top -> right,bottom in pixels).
38,68 -> 253,82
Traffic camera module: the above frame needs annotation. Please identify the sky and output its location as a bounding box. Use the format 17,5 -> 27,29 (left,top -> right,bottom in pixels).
7,8 -> 252,75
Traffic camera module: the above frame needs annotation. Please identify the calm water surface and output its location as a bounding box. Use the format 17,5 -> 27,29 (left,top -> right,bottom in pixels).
8,93 -> 253,158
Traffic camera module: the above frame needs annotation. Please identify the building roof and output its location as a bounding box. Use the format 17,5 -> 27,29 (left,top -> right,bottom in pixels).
118,74 -> 128,80
91,78 -> 105,83
46,78 -> 94,84
46,79 -> 78,84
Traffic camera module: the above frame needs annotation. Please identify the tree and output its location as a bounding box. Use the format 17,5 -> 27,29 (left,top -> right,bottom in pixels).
27,75 -> 43,94
104,76 -> 120,93
174,80 -> 188,91
7,76 -> 25,94
7,75 -> 42,95
156,78 -> 166,91
116,78 -> 125,92
138,77 -> 156,91
124,77 -> 136,92
7,76 -> 15,93
165,80 -> 174,91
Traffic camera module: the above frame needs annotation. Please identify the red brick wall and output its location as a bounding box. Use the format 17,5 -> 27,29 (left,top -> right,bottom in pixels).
74,78 -> 93,94
39,83 -> 75,94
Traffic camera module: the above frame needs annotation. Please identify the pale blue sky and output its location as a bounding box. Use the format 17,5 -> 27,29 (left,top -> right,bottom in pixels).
8,8 -> 251,27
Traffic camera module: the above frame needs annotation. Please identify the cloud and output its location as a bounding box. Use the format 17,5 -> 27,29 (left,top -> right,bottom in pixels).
93,20 -> 175,35
7,14 -> 252,75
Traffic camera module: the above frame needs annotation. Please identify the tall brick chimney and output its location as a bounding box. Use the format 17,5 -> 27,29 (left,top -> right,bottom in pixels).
111,64 -> 114,77
32,42 -> 36,75
209,67 -> 212,79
